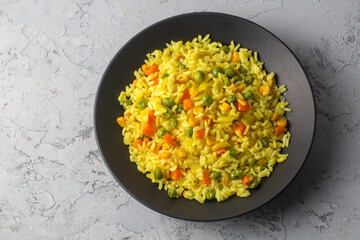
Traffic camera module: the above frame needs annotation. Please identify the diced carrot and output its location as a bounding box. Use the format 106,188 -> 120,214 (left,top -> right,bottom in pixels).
271,113 -> 279,121
181,89 -> 190,102
125,113 -> 130,117
148,110 -> 156,125
237,99 -> 250,112
231,51 -> 240,62
183,99 -> 194,111
202,171 -> 211,186
203,116 -> 214,126
143,137 -> 150,145
195,129 -> 205,139
134,139 -> 143,149
143,64 -> 158,76
149,77 -> 159,86
142,121 -> 156,137
276,118 -> 287,128
242,175 -> 250,185
177,55 -> 184,59
274,126 -> 287,136
170,169 -> 182,180
215,148 -> 226,155
163,133 -> 174,146
235,123 -> 246,137
132,79 -> 138,85
141,64 -> 148,73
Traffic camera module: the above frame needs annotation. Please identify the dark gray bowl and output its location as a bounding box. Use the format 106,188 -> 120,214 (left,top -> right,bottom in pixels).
94,12 -> 315,221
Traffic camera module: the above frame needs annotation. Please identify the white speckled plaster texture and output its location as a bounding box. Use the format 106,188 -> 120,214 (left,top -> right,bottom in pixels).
0,0 -> 359,239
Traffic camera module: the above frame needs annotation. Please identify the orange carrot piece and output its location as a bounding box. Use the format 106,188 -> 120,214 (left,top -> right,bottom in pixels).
215,148 -> 226,156
183,99 -> 194,111
134,139 -> 143,149
237,99 -> 250,112
235,123 -> 246,137
274,126 -> 287,136
203,116 -> 214,126
181,89 -> 190,102
142,122 -> 156,137
242,175 -> 250,185
144,64 -> 158,76
148,110 -> 156,125
163,133 -> 174,146
195,129 -> 205,139
202,171 -> 211,186
170,169 -> 182,180
271,113 -> 279,121
149,77 -> 159,86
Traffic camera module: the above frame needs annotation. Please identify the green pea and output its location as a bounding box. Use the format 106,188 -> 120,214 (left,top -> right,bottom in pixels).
185,127 -> 193,138
169,118 -> 178,128
232,76 -> 241,83
210,171 -> 221,180
193,70 -> 205,83
202,95 -> 213,106
229,149 -> 237,158
164,108 -> 173,118
212,66 -> 224,78
244,76 -> 254,84
206,189 -> 216,200
122,99 -> 132,109
239,66 -> 247,74
153,169 -> 163,180
163,97 -> 175,108
248,157 -> 257,167
168,188 -> 177,198
225,68 -> 236,78
227,95 -> 236,104
176,104 -> 183,113
261,138 -> 269,147
230,169 -> 241,180
162,73 -> 169,79
137,99 -> 148,109
223,78 -> 231,86
156,128 -> 168,138
221,45 -> 230,54
179,63 -> 186,69
244,91 -> 255,100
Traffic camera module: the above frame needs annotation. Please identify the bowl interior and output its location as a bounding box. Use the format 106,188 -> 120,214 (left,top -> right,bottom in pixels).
94,12 -> 315,221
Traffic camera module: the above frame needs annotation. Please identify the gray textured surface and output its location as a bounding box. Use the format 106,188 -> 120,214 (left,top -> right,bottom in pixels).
1,0 -> 359,239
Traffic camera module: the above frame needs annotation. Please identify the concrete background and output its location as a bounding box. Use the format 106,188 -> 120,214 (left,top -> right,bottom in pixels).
1,0 -> 359,239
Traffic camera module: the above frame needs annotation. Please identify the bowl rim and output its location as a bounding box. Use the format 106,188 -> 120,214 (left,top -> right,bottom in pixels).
93,11 -> 317,221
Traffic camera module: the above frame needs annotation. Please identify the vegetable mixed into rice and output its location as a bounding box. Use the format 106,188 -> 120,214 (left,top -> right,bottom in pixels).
117,35 -> 291,203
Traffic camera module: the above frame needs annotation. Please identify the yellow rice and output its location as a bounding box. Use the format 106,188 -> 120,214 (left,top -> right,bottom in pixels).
117,35 -> 291,203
